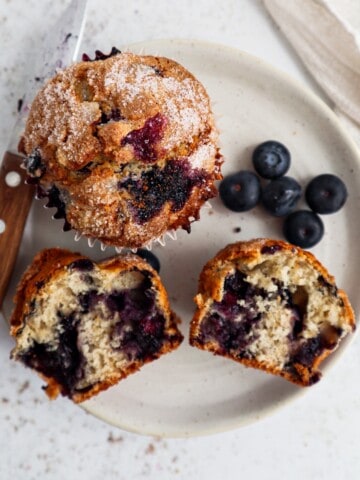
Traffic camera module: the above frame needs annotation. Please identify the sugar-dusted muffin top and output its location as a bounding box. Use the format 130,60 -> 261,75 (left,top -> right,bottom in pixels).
190,239 -> 355,386
21,49 -> 222,248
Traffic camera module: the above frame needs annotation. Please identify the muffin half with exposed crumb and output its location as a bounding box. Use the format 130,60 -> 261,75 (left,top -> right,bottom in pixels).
20,48 -> 222,248
10,248 -> 183,402
190,239 -> 355,386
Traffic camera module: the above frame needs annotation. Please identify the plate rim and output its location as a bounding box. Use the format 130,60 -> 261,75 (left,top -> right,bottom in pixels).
3,38 -> 360,438
122,37 -> 360,165
83,38 -> 360,437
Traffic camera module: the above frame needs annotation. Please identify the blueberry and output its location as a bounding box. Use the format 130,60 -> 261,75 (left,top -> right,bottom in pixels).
136,249 -> 160,272
305,174 -> 347,214
219,171 -> 261,212
119,159 -> 206,223
252,140 -> 290,179
68,259 -> 94,272
283,210 -> 324,248
262,176 -> 301,216
24,149 -> 46,178
121,113 -> 166,162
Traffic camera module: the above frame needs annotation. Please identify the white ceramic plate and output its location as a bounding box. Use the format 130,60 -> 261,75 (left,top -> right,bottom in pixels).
3,40 -> 360,437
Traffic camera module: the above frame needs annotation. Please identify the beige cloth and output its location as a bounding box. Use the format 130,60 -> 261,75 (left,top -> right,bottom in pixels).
263,0 -> 360,147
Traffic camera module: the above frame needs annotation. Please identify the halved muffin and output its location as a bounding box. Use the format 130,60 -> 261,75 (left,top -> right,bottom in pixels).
10,248 -> 183,402
190,239 -> 355,386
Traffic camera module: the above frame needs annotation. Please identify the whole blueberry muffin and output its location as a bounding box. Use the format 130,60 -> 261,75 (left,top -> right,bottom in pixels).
10,248 -> 183,402
190,239 -> 355,386
20,49 -> 222,248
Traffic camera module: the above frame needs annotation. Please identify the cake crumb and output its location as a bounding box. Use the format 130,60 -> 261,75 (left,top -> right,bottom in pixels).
18,380 -> 30,394
17,96 -> 24,112
107,432 -> 124,443
145,443 -> 155,454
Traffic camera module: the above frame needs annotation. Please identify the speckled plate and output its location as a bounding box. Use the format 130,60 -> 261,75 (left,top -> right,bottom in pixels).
3,39 -> 360,437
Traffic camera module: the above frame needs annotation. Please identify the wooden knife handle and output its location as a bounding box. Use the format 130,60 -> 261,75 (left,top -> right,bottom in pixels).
0,151 -> 34,307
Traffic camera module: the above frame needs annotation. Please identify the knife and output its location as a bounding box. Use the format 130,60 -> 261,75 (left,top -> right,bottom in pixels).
263,0 -> 360,128
0,0 -> 88,306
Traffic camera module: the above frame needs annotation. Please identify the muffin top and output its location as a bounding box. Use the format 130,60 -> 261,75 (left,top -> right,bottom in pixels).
21,50 -> 221,248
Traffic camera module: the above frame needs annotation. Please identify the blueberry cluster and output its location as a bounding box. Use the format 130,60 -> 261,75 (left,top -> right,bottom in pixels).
219,140 -> 348,248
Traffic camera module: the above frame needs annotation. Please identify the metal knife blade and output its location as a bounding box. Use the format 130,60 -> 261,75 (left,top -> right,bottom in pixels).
0,0 -> 88,307
8,0 -> 89,155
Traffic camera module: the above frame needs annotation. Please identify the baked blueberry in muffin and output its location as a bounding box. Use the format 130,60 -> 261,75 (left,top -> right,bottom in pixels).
10,248 -> 183,402
190,239 -> 355,386
20,49 -> 222,248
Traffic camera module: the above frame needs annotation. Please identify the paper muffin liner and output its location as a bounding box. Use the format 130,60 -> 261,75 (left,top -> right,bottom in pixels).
73,228 -> 179,253
26,136 -> 215,255
37,196 -> 213,253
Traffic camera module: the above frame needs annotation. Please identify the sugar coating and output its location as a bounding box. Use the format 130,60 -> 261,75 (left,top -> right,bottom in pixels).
22,52 -> 222,248
103,61 -> 209,151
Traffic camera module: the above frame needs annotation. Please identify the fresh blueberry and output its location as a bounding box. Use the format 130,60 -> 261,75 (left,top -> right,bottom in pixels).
262,176 -> 301,216
219,171 -> 261,212
305,174 -> 347,214
283,210 -> 324,248
136,249 -> 161,272
252,140 -> 290,179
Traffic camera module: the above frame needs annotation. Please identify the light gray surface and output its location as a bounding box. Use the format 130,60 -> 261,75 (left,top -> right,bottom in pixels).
1,1 -> 359,479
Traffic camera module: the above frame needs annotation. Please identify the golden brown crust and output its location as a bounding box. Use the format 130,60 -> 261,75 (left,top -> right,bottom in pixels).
10,248 -> 183,402
22,52 -> 222,248
190,238 -> 356,387
10,248 -> 83,335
